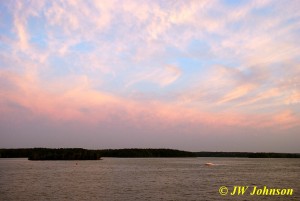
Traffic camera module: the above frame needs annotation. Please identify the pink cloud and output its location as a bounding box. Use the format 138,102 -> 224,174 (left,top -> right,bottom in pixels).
1,69 -> 299,131
272,110 -> 300,129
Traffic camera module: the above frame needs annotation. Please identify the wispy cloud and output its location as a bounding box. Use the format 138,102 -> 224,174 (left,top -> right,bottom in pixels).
126,65 -> 181,87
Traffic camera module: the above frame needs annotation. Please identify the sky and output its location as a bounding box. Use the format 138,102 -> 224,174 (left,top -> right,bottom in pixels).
0,0 -> 300,152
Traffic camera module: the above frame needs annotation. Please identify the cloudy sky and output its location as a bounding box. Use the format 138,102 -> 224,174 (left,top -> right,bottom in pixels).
0,0 -> 299,152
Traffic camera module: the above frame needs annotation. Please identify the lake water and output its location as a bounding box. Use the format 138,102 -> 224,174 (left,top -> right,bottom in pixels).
0,158 -> 299,201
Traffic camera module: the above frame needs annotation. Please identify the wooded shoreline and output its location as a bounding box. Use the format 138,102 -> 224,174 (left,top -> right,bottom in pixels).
0,148 -> 299,160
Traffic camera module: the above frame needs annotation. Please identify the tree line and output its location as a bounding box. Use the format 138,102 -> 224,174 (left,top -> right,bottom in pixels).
0,148 -> 299,159
195,151 -> 300,158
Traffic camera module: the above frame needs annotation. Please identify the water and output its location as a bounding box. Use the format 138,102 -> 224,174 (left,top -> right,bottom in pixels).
0,158 -> 299,201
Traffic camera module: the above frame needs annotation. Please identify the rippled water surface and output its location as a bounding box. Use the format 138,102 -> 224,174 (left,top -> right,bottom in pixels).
0,158 -> 299,201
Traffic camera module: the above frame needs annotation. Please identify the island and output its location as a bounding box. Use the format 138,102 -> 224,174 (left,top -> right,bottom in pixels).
28,148 -> 101,160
